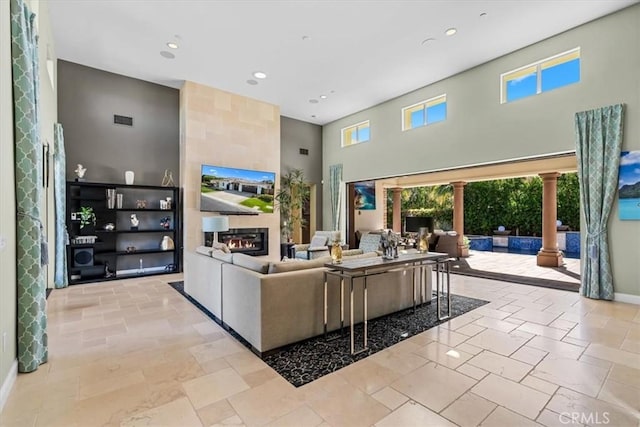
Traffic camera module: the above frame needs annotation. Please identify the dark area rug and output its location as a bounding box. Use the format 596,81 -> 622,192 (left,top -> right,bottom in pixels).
168,280 -> 488,387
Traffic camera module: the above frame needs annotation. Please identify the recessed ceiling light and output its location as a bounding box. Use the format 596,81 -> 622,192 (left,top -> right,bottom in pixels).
311,115 -> 316,118
421,37 -> 436,45
253,71 -> 267,79
309,99 -> 319,104
246,79 -> 258,85
320,95 -> 327,99
445,28 -> 457,36
166,42 -> 179,49
159,51 -> 175,59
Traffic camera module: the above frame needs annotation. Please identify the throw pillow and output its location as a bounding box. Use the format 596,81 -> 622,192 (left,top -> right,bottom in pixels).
211,241 -> 231,253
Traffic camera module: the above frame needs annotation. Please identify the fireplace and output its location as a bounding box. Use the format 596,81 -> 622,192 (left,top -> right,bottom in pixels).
205,227 -> 269,256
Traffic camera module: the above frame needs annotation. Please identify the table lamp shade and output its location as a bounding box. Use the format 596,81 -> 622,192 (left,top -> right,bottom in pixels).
202,216 -> 229,233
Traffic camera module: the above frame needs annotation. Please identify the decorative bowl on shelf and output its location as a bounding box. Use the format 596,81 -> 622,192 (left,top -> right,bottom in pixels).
103,223 -> 115,231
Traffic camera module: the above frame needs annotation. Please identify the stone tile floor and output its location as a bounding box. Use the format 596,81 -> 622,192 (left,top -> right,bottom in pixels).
2,271 -> 638,427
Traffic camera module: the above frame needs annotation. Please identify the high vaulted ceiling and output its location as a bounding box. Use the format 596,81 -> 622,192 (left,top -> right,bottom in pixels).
49,0 -> 637,125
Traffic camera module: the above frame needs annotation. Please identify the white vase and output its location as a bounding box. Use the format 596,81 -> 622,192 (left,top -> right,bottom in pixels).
125,171 -> 135,185
161,236 -> 174,251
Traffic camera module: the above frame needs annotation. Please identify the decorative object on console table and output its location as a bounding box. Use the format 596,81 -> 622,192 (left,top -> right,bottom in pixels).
125,170 -> 135,185
418,227 -> 430,253
202,216 -> 229,248
330,231 -> 343,264
381,229 -> 400,259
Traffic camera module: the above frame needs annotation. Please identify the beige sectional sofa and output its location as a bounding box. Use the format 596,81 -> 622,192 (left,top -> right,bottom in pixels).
184,248 -> 432,355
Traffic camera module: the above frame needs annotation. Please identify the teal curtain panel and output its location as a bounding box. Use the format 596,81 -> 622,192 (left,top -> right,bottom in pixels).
329,164 -> 343,231
53,123 -> 68,288
575,104 -> 624,300
11,0 -> 48,372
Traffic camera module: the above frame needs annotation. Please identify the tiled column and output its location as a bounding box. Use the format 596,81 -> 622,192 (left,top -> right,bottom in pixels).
537,172 -> 564,267
392,188 -> 402,233
452,181 -> 467,257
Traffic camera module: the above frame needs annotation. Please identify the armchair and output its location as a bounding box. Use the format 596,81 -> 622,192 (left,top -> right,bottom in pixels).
294,231 -> 335,260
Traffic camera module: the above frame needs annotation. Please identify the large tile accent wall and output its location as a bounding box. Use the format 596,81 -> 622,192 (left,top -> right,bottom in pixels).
180,81 -> 281,259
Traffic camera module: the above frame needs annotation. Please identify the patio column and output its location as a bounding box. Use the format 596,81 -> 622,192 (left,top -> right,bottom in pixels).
452,181 -> 467,257
537,172 -> 564,267
392,187 -> 402,233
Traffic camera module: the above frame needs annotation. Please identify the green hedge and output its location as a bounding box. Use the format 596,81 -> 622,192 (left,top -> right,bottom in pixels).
387,173 -> 580,235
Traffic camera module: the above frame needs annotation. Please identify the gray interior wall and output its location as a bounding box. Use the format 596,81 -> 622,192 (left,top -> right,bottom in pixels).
322,5 -> 640,296
0,0 -> 17,401
281,116 -> 323,230
57,60 -> 179,185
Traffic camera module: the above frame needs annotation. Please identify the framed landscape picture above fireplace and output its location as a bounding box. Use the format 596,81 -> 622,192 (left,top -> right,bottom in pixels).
200,164 -> 276,215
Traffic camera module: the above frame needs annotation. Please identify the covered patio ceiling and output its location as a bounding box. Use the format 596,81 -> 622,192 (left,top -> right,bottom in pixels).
378,152 -> 577,188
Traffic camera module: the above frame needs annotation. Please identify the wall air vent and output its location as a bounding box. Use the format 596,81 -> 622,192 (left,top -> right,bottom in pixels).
114,115 -> 133,126
299,148 -> 309,155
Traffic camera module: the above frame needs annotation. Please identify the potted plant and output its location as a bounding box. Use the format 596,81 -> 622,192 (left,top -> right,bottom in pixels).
274,168 -> 310,243
79,206 -> 96,229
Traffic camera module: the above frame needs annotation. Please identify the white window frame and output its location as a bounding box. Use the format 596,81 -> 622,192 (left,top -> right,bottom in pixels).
401,94 -> 447,131
341,120 -> 370,148
500,47 -> 580,104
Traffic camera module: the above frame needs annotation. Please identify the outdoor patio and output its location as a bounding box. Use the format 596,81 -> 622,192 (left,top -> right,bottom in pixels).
449,250 -> 581,292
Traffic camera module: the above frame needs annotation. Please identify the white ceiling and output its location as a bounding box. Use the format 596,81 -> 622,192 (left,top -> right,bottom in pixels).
48,0 -> 638,126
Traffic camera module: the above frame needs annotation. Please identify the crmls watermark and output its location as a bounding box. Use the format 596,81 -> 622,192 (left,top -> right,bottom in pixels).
560,412 -> 610,425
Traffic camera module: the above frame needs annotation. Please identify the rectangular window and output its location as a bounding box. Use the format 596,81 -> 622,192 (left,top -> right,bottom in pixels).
402,94 -> 446,131
341,120 -> 370,147
501,48 -> 580,104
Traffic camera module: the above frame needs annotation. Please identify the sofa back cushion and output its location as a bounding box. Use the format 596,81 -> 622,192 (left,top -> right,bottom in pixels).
195,246 -> 212,256
268,256 -> 331,274
232,253 -> 270,274
211,249 -> 233,263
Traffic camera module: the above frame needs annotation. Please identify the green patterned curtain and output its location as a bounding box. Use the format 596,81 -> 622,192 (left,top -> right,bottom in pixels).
575,104 -> 624,300
53,124 -> 68,288
11,0 -> 48,372
329,164 -> 343,231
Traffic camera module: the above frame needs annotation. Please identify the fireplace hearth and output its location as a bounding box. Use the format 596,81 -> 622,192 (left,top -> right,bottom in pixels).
205,227 -> 269,256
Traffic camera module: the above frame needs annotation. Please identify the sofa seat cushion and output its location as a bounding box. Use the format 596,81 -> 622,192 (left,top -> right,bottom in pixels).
233,253 -> 270,273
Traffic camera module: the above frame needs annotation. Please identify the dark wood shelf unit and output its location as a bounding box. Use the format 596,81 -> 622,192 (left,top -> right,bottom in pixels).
66,181 -> 181,285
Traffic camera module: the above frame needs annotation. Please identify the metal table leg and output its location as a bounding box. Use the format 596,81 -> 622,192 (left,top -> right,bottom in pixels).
437,259 -> 452,320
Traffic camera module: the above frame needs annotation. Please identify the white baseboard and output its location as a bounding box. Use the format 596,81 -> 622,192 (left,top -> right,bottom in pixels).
0,359 -> 17,412
614,292 -> 640,305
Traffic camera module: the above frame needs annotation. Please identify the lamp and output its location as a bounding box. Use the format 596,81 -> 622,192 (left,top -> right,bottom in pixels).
202,216 -> 229,247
